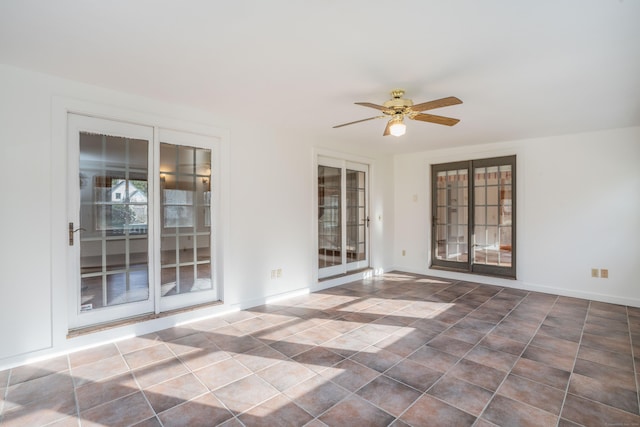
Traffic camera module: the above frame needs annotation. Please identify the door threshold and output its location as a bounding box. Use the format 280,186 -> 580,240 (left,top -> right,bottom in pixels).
67,300 -> 223,338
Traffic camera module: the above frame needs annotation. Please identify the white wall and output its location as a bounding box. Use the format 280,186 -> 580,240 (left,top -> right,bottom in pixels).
393,127 -> 640,306
0,65 -> 55,360
2,61 -> 637,370
0,64 -> 394,369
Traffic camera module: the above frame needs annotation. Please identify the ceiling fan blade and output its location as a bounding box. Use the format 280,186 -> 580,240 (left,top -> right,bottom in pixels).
383,120 -> 392,136
412,113 -> 460,126
410,96 -> 462,112
355,102 -> 388,112
333,116 -> 384,128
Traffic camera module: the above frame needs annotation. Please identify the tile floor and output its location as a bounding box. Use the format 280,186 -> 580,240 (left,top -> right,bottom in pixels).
1,272 -> 640,426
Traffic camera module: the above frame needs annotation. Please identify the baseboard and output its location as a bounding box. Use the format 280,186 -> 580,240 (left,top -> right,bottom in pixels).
390,265 -> 640,308
237,287 -> 311,311
312,268 -> 383,292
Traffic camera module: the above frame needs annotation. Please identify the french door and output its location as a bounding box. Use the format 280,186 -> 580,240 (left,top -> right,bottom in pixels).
67,114 -> 218,329
317,157 -> 369,279
157,129 -> 217,312
431,155 -> 516,278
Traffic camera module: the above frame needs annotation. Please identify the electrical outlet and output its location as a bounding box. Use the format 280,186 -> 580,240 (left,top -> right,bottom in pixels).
591,268 -> 599,278
601,269 -> 608,279
277,268 -> 282,278
402,250 -> 406,256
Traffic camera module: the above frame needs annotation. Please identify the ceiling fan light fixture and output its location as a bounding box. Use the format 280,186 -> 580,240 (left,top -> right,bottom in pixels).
389,117 -> 406,137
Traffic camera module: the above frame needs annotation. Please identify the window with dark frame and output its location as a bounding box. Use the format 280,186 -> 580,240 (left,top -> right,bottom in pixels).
431,155 -> 516,279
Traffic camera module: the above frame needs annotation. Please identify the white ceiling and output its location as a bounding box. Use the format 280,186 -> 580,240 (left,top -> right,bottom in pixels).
1,0 -> 639,154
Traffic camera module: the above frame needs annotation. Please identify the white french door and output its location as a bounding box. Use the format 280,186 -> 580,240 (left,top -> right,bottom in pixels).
157,129 -> 218,312
67,114 -> 219,329
68,114 -> 155,328
317,157 -> 369,279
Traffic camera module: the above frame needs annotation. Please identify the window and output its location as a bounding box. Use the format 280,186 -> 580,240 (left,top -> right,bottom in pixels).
431,155 -> 516,278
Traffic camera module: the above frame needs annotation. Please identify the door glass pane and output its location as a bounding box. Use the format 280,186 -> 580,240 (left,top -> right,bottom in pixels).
197,264 -> 211,282
346,169 -> 366,263
434,168 -> 468,262
160,143 -> 213,296
473,164 -> 512,267
179,236 -> 194,263
161,267 -> 177,296
78,132 -> 149,311
161,236 -> 177,264
105,240 -> 126,271
178,146 -> 195,175
318,166 -> 342,268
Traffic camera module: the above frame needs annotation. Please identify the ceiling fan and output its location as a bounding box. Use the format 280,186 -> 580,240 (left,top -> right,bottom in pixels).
333,89 -> 462,137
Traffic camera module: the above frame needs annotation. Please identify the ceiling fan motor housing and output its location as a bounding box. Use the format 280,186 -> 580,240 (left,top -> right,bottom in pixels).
383,89 -> 413,112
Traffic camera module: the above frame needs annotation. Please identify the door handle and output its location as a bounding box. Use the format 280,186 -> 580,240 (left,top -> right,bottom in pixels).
68,222 -> 86,246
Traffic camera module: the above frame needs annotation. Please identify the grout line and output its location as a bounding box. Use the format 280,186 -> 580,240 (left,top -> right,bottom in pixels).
555,299 -> 590,427
393,282 -> 519,424
465,291 -> 561,424
129,354 -> 165,427
65,353 -> 83,427
302,279 -> 471,425
42,275 -> 637,427
304,382 -> 359,423
626,306 -> 640,415
0,368 -> 10,421
145,337 -> 230,425
463,290 -> 542,423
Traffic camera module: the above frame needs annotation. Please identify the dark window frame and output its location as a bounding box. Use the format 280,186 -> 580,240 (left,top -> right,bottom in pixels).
430,155 -> 516,279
